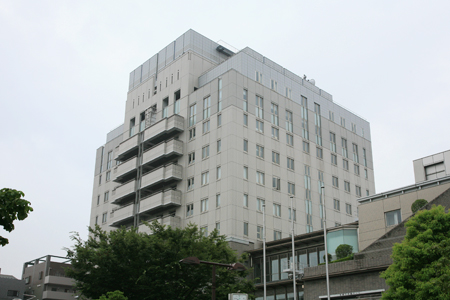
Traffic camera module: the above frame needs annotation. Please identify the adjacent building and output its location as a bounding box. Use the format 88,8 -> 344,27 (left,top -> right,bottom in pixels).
89,29 -> 375,252
0,273 -> 24,300
413,149 -> 450,182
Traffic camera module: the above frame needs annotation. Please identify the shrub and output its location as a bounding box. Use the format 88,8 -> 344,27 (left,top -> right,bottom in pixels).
411,199 -> 428,213
335,244 -> 353,260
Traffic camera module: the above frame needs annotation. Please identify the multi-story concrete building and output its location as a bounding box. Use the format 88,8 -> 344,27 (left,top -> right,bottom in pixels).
413,149 -> 450,183
89,29 -> 375,251
0,273 -> 25,300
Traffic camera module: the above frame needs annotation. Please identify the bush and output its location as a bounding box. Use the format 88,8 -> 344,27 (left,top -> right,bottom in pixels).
322,253 -> 332,262
335,244 -> 353,260
411,199 -> 428,213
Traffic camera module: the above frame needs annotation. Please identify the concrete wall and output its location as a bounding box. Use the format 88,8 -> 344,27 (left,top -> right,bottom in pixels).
413,150 -> 450,183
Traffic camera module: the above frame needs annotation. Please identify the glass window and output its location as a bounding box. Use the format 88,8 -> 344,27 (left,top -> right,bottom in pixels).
342,138 -> 348,158
286,133 -> 294,146
332,176 -> 339,188
217,140 -> 221,152
256,145 -> 264,159
257,198 -> 265,211
346,203 -> 352,215
344,181 -> 351,192
187,177 -> 194,191
287,158 -> 295,170
201,172 -> 209,185
256,120 -> 264,133
244,222 -> 249,236
201,199 -> 209,212
316,147 -> 323,159
334,199 -> 340,211
243,194 -> 248,207
200,226 -> 208,237
273,177 -> 281,190
273,204 -> 281,217
302,141 -> 309,153
202,145 -> 210,159
243,166 -> 248,179
330,132 -> 336,152
286,110 -> 293,133
243,139 -> 248,152
288,182 -> 295,195
271,103 -> 279,126
216,166 -> 221,180
331,154 -> 337,165
243,89 -> 248,111
189,104 -> 196,127
386,209 -> 401,226
301,96 -> 309,139
216,194 -> 221,207
203,96 -> 211,119
271,127 -> 279,140
255,95 -> 264,119
188,152 -> 195,164
202,120 -> 210,133
243,113 -> 248,126
272,151 -> 280,164
218,79 -> 222,111
189,127 -> 196,140
256,171 -> 265,185
273,230 -> 282,240
217,114 -> 222,126
257,226 -> 264,239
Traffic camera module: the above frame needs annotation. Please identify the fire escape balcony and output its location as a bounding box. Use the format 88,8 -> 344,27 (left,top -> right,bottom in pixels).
140,163 -> 182,195
142,114 -> 184,150
111,179 -> 136,205
110,203 -> 135,227
114,156 -> 138,183
139,189 -> 182,216
141,139 -> 183,171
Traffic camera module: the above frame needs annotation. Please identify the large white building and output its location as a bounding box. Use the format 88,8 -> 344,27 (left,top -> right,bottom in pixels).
89,29 -> 375,251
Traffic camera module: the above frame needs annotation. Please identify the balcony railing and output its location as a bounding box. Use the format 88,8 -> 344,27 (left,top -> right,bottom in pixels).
143,114 -> 184,147
142,139 -> 183,169
116,133 -> 139,161
138,215 -> 181,233
112,179 -> 136,204
114,156 -> 138,183
139,189 -> 182,215
110,203 -> 135,227
141,164 -> 182,192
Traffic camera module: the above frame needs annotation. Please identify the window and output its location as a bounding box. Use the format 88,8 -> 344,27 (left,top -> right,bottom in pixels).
425,162 -> 446,180
334,199 -> 340,211
216,222 -> 220,234
330,132 -> 336,152
385,209 -> 401,226
243,89 -> 248,111
188,152 -> 195,164
343,159 -> 349,171
186,203 -> 194,216
273,204 -> 281,217
271,127 -> 279,140
243,139 -> 248,152
104,191 -> 109,203
187,177 -> 194,191
288,182 -> 295,195
216,194 -> 221,207
271,103 -> 279,125
356,185 -> 362,197
202,145 -> 210,159
106,151 -> 113,170
243,113 -> 248,126
102,212 -> 107,223
306,199 -> 313,233
162,98 -> 169,118
201,226 -> 208,237
286,87 -> 292,99
256,120 -> 264,133
331,154 -> 337,165
352,123 -> 357,133
255,71 -> 263,83
316,147 -> 323,159
218,78 -> 222,111
202,120 -> 210,133
217,140 -> 221,152
329,111 -> 334,121
39,271 -> 43,280
314,103 -> 322,146
353,143 -> 359,163
256,171 -> 265,185
105,171 -> 111,182
271,79 -> 277,91
286,133 -> 294,146
189,127 -> 196,140
217,114 -> 222,127
140,112 -> 146,131
354,164 -> 360,175
305,165 -> 311,200
257,226 -> 264,239
365,168 -> 368,179
342,138 -> 348,158
272,151 -> 280,164
174,90 -> 181,114
256,145 -> 264,159
285,110 -> 293,133
189,104 -> 197,127
201,199 -> 209,212
243,166 -> 248,179
243,194 -> 248,207
7,291 -> 19,297
25,277 -> 30,284
129,118 -> 135,137
363,148 -> 367,167
335,222 -> 341,227
344,181 -> 351,193
289,208 -> 296,221
341,117 -> 346,127
216,166 -> 221,180
303,140 -> 310,153
272,177 -> 280,190
203,96 -> 211,119
332,176 -> 339,188
346,203 -> 352,215
255,95 -> 264,118
244,222 -> 249,236
301,96 -> 309,139
273,230 -> 282,240
366,189 -> 370,196
287,158 -> 295,170
257,198 -> 265,211
97,195 -> 100,205
201,172 -> 209,185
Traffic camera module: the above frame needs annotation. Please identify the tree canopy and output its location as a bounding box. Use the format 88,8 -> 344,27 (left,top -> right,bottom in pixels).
411,199 -> 428,213
66,222 -> 255,300
335,244 -> 353,260
381,205 -> 450,300
0,188 -> 33,246
95,290 -> 128,300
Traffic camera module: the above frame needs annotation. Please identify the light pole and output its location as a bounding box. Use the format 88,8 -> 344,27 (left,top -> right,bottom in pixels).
321,186 -> 330,300
262,203 -> 267,300
290,196 -> 297,300
179,256 -> 246,300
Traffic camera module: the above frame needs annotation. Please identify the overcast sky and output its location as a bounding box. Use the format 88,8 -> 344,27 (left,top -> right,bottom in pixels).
1,0 -> 449,278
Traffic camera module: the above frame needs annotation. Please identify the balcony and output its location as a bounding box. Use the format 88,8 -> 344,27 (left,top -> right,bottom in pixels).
138,215 -> 182,233
42,291 -> 76,300
142,114 -> 184,149
140,164 -> 182,195
142,139 -> 183,171
44,275 -> 74,286
116,132 -> 139,162
112,179 -> 136,205
114,156 -> 138,183
110,203 -> 135,227
139,189 -> 182,216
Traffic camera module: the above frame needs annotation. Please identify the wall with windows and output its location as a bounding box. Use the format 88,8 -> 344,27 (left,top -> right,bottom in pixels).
413,149 -> 450,182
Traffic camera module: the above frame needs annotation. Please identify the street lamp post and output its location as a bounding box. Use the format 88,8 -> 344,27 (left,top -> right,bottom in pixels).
290,196 -> 297,300
321,186 -> 331,300
262,203 -> 267,300
180,256 -> 246,300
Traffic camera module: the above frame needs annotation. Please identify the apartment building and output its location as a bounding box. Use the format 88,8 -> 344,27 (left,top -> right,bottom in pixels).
89,29 -> 375,251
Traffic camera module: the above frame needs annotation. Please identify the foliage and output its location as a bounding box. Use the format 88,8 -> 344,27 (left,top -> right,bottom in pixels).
95,290 -> 128,300
0,188 -> 33,246
381,205 -> 450,300
322,253 -> 332,262
331,254 -> 354,264
411,199 -> 428,213
66,222 -> 255,300
335,244 -> 353,260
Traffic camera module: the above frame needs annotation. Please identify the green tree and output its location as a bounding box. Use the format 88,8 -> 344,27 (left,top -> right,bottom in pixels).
335,244 -> 353,260
411,199 -> 428,213
0,188 -> 33,246
95,290 -> 128,300
381,205 -> 450,300
66,222 -> 255,300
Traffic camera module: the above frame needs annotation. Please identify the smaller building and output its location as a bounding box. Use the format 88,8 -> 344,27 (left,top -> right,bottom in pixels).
22,255 -> 76,300
413,149 -> 450,182
0,273 -> 25,300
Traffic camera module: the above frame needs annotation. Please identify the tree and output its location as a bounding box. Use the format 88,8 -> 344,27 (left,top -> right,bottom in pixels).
335,244 -> 353,260
381,205 -> 450,300
0,188 -> 33,246
411,199 -> 428,213
95,290 -> 128,300
66,222 -> 255,300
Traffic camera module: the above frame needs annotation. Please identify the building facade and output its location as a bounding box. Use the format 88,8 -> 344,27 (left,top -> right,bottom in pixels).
0,273 -> 25,300
413,149 -> 450,183
89,29 -> 375,251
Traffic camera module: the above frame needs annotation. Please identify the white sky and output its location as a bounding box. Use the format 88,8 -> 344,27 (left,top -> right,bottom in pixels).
1,0 -> 449,278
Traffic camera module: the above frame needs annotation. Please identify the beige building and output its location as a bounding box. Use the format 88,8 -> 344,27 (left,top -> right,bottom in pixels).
90,30 -> 375,251
413,149 -> 450,182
